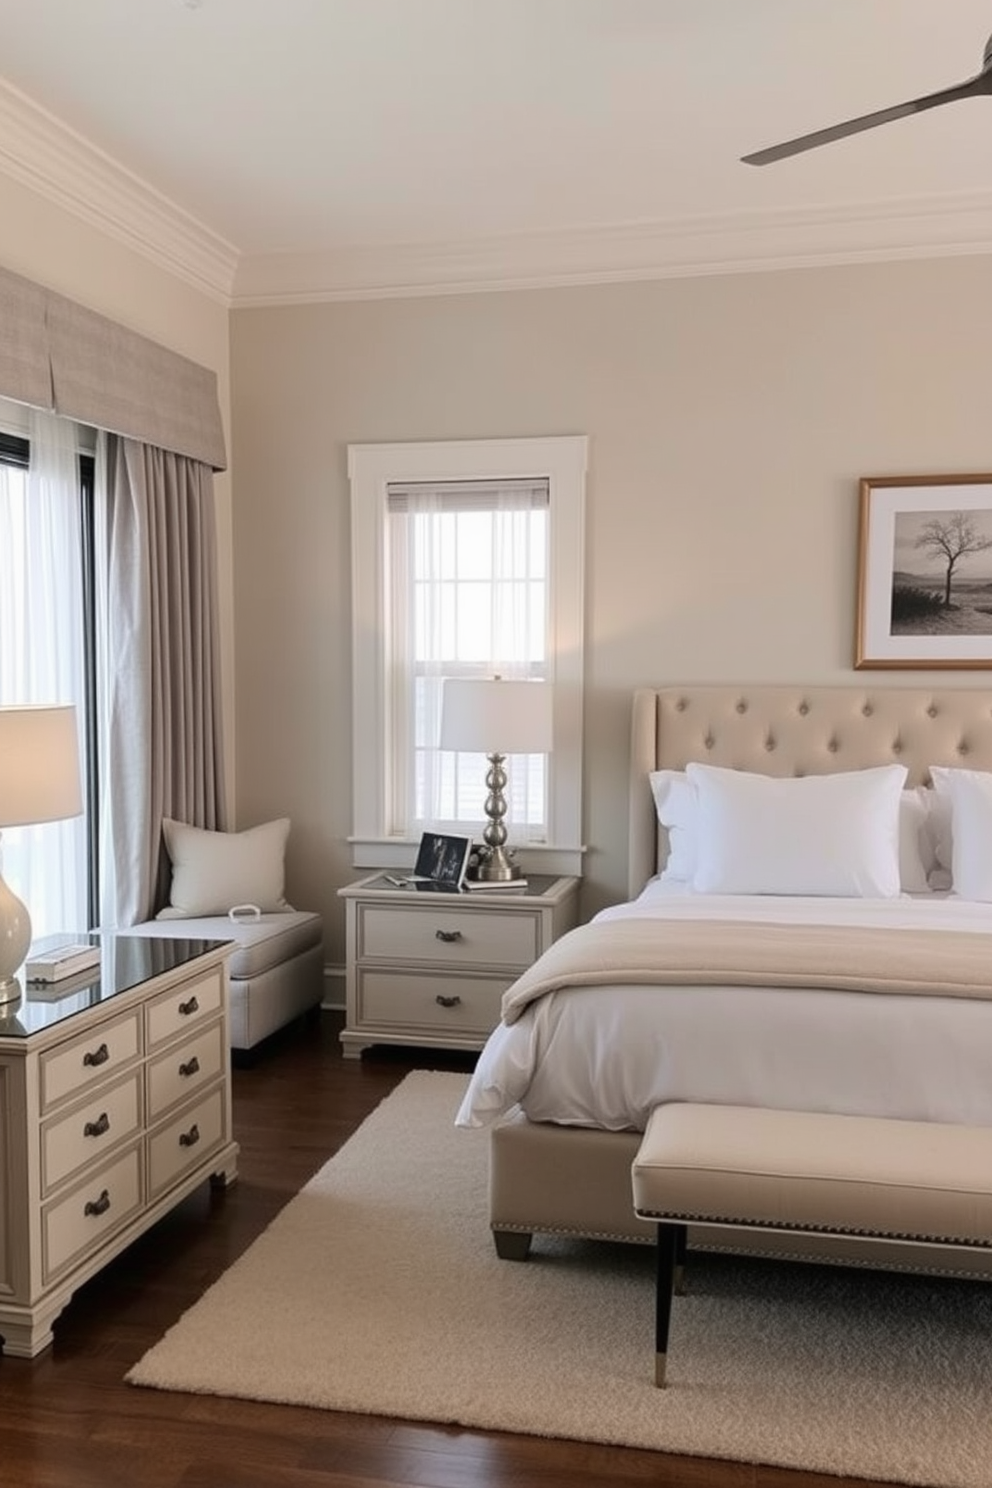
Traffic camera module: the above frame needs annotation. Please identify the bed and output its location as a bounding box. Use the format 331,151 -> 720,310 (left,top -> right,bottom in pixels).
455,684 -> 992,1275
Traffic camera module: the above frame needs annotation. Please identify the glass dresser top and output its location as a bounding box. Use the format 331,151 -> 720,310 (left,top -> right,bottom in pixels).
0,932 -> 229,1040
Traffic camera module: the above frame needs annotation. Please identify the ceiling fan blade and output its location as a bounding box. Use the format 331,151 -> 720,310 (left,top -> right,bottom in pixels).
742,71 -> 991,166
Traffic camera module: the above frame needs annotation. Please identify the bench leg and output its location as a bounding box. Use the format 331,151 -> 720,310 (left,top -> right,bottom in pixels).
654,1222 -> 684,1388
674,1222 -> 687,1296
493,1228 -> 532,1261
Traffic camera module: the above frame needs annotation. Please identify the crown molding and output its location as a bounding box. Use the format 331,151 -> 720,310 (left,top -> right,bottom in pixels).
0,80 -> 238,303
3,77 -> 992,309
231,191 -> 992,306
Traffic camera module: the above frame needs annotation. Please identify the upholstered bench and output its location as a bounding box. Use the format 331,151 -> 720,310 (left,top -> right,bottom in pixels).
631,1102 -> 992,1387
121,817 -> 324,1052
122,910 -> 324,1052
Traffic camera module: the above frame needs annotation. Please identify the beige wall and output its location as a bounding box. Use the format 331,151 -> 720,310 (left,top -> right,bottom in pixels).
4,168 -> 990,971
0,173 -> 235,809
232,254 -> 992,958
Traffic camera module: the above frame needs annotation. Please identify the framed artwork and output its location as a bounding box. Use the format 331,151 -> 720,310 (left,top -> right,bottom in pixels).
855,474 -> 992,669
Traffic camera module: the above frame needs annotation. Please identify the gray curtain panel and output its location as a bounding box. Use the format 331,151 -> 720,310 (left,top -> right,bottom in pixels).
98,434 -> 227,926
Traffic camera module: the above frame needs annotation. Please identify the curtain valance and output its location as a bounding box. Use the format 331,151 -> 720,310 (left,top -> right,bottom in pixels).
0,265 -> 227,471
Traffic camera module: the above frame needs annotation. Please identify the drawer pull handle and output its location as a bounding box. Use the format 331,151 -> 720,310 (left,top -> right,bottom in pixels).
83,1112 -> 110,1138
83,1042 -> 110,1068
435,994 -> 462,1009
178,995 -> 200,1016
179,1123 -> 201,1149
435,929 -> 463,943
179,1055 -> 200,1078
84,1189 -> 111,1218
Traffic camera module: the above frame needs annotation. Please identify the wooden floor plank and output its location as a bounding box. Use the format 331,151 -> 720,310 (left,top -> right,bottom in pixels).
0,1011 -> 892,1488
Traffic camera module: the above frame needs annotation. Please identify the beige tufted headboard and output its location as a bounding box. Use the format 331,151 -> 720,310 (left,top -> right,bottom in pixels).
628,684 -> 992,898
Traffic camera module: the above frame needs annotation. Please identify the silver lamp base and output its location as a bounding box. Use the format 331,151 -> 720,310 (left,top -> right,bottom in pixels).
474,845 -> 523,883
474,752 -> 524,881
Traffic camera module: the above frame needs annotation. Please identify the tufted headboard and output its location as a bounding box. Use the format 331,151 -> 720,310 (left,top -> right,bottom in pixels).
628,684 -> 992,898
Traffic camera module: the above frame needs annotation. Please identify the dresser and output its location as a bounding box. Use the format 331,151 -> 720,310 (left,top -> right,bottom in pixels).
338,873 -> 579,1057
0,934 -> 239,1358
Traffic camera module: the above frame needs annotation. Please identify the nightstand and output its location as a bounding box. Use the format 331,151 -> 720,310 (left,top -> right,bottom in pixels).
337,873 -> 580,1058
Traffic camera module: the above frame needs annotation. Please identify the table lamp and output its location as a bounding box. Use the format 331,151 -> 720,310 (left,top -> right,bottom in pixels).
0,705 -> 83,1004
439,678 -> 552,882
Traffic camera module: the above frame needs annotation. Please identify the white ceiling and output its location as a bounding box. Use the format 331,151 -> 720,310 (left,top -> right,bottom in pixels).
2,0 -> 992,303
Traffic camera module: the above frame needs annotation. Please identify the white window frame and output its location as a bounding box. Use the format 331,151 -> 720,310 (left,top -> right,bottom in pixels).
348,435 -> 586,877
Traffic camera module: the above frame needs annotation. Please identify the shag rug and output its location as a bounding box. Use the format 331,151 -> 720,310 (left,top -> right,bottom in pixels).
128,1071 -> 992,1487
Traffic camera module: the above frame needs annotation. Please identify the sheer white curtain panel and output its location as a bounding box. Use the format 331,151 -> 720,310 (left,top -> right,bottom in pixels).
0,406 -> 89,936
390,480 -> 549,844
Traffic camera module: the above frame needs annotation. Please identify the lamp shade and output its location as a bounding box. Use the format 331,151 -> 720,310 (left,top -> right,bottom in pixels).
0,705 -> 83,828
440,679 -> 553,756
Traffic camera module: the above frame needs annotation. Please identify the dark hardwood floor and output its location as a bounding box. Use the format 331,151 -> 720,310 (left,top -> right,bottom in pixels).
1,1011 -> 885,1488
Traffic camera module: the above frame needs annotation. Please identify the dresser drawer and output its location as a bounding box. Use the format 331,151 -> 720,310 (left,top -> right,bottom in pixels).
41,1071 -> 142,1196
357,904 -> 538,969
147,1022 -> 224,1122
40,1010 -> 142,1114
357,969 -> 507,1037
147,1086 -> 226,1200
43,1143 -> 143,1282
146,967 -> 224,1050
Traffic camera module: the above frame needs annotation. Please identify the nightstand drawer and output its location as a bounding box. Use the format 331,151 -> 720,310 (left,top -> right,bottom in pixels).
146,966 -> 224,1050
40,1010 -> 142,1114
147,1086 -> 226,1199
147,1021 -> 224,1121
41,1071 -> 143,1196
43,1143 -> 143,1282
358,904 -> 538,968
358,970 -> 507,1036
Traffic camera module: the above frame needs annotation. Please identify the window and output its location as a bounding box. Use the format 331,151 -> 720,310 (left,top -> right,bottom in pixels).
349,436 -> 586,875
0,401 -> 96,937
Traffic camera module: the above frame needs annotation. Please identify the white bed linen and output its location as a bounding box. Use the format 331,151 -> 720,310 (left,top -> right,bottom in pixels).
455,883 -> 992,1132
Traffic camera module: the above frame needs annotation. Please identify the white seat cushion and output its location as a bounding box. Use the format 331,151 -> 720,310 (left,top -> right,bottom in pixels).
121,910 -> 322,981
632,1103 -> 992,1246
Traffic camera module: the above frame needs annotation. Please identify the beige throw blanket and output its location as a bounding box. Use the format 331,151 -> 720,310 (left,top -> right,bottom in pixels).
500,917 -> 992,1025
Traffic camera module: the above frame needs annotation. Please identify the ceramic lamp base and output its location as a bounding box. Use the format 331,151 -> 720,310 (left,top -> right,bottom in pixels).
0,858 -> 31,1000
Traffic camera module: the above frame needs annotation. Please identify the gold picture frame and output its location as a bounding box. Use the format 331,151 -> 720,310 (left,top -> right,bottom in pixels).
855,473 -> 992,669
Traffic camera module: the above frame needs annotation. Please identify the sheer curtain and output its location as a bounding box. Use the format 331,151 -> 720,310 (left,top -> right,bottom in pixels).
0,406 -> 89,935
96,434 -> 227,927
389,480 -> 550,844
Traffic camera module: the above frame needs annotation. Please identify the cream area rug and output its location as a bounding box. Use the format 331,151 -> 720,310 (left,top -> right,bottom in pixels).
128,1071 -> 992,1487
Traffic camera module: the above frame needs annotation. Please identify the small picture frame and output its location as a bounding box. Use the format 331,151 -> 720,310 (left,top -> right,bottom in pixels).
856,474 -> 992,669
412,832 -> 472,889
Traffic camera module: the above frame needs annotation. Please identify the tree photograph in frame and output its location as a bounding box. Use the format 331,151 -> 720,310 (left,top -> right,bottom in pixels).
855,474 -> 992,669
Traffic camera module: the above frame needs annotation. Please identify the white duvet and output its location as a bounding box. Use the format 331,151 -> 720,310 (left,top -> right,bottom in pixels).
455,881 -> 992,1132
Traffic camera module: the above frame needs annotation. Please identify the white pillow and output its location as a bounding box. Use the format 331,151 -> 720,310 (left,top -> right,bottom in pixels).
648,770 -> 697,881
926,765 -> 958,890
651,770 -> 931,894
898,785 -> 936,895
929,767 -> 992,901
685,762 -> 907,897
157,817 -> 293,919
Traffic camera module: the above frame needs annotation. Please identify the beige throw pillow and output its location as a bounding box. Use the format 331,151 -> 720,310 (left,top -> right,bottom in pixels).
157,817 -> 293,919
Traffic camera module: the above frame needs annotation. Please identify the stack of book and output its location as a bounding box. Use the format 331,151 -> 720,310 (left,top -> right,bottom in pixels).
25,942 -> 101,984
463,877 -> 527,891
